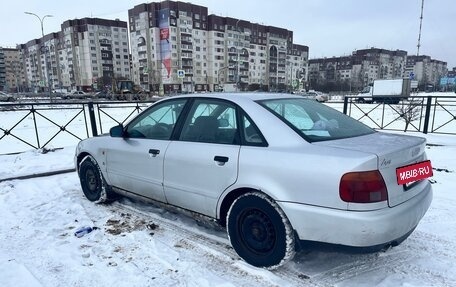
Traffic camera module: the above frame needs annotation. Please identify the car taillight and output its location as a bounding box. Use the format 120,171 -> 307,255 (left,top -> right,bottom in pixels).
339,170 -> 388,203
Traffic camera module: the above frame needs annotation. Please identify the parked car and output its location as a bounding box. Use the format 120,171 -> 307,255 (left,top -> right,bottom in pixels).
0,91 -> 15,102
302,91 -> 329,102
64,90 -> 90,99
75,93 -> 433,268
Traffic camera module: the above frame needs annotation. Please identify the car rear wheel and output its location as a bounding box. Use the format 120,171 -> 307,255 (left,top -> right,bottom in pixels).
226,192 -> 295,269
78,155 -> 114,203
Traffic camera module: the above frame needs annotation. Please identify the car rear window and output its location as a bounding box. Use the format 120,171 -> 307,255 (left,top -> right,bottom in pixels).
257,98 -> 375,142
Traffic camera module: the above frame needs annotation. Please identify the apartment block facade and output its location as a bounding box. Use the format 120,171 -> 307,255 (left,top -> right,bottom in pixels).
19,18 -> 130,92
309,47 -> 448,92
128,1 -> 309,93
0,47 -> 26,92
0,48 -> 5,91
404,55 -> 447,89
309,48 -> 408,92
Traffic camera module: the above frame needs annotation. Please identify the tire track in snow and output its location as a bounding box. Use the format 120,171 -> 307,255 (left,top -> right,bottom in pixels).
107,201 -> 300,287
106,199 -> 455,287
67,177 -> 455,287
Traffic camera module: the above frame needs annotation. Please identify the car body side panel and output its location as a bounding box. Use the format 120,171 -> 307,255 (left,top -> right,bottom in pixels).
75,136 -> 108,174
164,141 -> 240,217
104,138 -> 170,203
216,144 -> 380,218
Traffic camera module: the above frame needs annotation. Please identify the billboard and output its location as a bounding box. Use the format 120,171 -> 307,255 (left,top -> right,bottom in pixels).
159,9 -> 171,79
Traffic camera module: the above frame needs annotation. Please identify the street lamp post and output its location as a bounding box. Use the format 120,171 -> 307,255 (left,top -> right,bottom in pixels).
25,12 -> 53,99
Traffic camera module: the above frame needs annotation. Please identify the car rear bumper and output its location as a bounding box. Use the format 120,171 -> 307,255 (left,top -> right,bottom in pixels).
278,182 -> 432,247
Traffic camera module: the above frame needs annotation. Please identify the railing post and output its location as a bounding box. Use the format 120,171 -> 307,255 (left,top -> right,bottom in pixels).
422,96 -> 433,134
343,96 -> 348,115
87,101 -> 98,136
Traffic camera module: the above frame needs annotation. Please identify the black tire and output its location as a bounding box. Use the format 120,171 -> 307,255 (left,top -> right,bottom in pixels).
226,192 -> 295,269
78,155 -> 114,203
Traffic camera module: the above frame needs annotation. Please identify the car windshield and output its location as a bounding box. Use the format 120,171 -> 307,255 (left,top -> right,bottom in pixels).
257,98 -> 375,142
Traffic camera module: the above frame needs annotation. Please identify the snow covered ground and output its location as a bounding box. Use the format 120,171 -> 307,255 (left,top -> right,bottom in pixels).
0,131 -> 455,286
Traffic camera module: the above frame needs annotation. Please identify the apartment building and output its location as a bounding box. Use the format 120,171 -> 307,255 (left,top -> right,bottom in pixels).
0,48 -> 5,91
20,33 -> 60,93
405,55 -> 447,89
309,48 -> 408,91
128,1 -> 308,93
19,18 -> 130,92
0,48 -> 26,92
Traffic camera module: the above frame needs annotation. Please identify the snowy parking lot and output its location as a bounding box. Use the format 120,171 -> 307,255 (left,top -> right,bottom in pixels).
0,132 -> 455,287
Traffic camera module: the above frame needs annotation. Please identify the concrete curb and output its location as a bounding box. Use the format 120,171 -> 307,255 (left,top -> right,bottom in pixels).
0,168 -> 76,183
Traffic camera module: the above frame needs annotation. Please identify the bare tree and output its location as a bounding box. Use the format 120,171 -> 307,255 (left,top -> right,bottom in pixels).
396,95 -> 422,132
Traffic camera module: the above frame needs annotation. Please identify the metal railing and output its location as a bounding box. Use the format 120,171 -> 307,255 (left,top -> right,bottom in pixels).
0,99 -> 158,155
342,95 -> 456,135
1,95 -> 455,155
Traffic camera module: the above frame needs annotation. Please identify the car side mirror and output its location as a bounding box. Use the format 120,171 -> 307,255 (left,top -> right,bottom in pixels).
110,124 -> 125,138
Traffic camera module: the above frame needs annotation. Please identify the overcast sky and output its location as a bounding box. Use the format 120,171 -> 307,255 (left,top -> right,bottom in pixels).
1,0 -> 454,68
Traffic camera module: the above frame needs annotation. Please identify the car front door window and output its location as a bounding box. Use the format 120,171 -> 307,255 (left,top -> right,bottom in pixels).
126,99 -> 186,140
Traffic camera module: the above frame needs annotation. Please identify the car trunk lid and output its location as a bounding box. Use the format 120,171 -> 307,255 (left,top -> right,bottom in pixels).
315,132 -> 427,207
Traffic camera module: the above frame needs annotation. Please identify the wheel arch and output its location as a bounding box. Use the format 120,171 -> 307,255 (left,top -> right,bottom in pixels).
76,152 -> 92,173
218,187 -> 278,227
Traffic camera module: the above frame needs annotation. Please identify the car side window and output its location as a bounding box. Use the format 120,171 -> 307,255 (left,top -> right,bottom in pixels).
180,99 -> 239,145
242,114 -> 266,146
126,99 -> 186,140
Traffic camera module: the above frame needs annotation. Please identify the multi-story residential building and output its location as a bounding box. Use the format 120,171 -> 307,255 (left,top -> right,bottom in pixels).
0,48 -> 26,92
309,48 -> 408,91
309,56 -> 354,91
60,18 -> 130,91
128,1 -> 308,93
449,67 -> 456,78
0,47 -> 5,91
19,18 -> 130,92
20,33 -> 61,93
404,55 -> 447,89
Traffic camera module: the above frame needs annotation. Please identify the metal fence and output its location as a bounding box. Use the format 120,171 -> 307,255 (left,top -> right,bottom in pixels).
1,95 -> 455,155
0,99 -> 157,155
342,95 -> 456,135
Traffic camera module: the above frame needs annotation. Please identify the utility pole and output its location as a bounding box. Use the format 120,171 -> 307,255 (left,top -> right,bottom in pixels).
417,0 -> 424,56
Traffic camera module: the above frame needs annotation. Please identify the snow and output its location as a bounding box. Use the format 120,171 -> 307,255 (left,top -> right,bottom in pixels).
1,126 -> 456,285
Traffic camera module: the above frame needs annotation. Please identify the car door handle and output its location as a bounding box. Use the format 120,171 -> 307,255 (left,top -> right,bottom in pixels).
214,156 -> 229,163
148,149 -> 160,157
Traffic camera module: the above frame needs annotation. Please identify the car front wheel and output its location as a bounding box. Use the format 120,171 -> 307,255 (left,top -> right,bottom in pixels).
78,155 -> 114,203
227,192 -> 295,269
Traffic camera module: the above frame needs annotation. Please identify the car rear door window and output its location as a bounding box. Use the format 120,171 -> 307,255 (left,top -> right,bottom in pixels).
180,99 -> 240,145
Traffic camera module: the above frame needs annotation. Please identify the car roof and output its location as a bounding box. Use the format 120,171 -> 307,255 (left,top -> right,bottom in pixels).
168,92 -> 301,103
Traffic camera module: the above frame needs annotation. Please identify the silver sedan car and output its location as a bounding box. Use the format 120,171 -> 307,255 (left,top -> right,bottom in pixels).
75,93 -> 432,268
